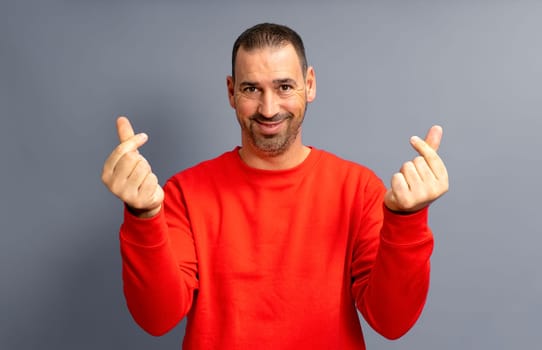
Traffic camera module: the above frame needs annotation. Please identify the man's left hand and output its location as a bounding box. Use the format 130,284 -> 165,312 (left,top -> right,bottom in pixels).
384,125 -> 449,213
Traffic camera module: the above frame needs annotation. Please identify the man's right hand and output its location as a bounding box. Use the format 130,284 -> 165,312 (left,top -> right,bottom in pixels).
101,116 -> 164,218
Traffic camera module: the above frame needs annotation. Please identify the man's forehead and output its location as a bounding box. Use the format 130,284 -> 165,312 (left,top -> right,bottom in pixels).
234,44 -> 304,79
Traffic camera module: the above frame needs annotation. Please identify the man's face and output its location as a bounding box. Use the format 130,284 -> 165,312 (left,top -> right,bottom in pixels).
227,44 -> 316,156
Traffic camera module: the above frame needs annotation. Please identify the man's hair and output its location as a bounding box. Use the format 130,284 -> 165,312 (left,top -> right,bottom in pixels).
231,23 -> 308,79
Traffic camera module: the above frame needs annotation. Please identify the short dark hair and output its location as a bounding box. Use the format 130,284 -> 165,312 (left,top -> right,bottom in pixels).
231,23 -> 308,79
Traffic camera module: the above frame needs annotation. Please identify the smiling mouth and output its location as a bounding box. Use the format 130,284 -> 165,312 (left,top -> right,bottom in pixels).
255,119 -> 285,135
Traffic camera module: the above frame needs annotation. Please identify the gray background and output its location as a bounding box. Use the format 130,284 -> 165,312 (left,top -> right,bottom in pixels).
2,0 -> 541,349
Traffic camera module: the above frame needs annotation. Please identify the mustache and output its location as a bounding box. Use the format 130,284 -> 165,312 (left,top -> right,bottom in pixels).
249,112 -> 293,123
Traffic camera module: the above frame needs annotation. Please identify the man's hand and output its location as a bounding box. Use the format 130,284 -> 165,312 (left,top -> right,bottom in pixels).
384,125 -> 449,213
101,116 -> 164,218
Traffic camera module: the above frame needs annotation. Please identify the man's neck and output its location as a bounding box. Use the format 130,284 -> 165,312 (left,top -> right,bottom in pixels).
238,144 -> 311,170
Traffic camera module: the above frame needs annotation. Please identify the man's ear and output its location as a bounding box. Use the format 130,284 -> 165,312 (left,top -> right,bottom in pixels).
305,66 -> 316,102
226,76 -> 236,109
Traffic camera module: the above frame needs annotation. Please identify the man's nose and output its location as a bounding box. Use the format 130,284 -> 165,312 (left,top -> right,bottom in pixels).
257,91 -> 280,118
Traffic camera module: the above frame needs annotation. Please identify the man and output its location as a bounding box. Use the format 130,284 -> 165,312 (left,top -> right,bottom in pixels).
102,23 -> 448,349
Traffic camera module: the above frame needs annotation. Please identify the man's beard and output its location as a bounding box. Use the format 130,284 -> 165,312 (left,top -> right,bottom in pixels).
246,112 -> 303,156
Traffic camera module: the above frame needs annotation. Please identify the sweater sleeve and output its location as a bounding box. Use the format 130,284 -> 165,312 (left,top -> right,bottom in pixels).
351,175 -> 434,340
119,179 -> 199,336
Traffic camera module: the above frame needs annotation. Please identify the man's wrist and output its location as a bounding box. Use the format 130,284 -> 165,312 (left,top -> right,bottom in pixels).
125,204 -> 161,218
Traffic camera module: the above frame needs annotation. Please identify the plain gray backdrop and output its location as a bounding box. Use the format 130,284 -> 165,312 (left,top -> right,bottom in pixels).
2,0 -> 541,349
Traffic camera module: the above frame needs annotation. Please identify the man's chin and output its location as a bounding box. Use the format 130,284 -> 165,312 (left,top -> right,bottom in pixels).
254,140 -> 289,156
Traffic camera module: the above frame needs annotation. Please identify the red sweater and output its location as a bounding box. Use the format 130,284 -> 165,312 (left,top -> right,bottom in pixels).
120,147 -> 433,349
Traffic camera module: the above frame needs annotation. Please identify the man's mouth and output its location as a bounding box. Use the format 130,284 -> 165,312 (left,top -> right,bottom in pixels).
255,119 -> 285,135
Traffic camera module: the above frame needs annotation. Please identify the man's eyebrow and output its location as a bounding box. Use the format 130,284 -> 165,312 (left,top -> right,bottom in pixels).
273,78 -> 297,86
239,81 -> 258,87
238,79 -> 298,88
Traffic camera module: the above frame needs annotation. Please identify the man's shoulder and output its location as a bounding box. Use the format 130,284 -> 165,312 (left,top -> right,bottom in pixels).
171,148 -> 237,180
313,147 -> 375,174
309,147 -> 385,193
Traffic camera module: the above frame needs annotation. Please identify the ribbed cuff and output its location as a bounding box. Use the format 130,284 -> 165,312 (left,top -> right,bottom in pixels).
380,206 -> 432,245
120,205 -> 168,247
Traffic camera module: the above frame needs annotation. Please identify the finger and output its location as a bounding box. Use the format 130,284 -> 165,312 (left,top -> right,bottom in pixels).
138,173 -> 162,206
102,150 -> 134,184
391,172 -> 409,195
128,173 -> 163,211
126,156 -> 152,188
412,156 -> 435,182
106,152 -> 142,193
110,156 -> 149,204
148,182 -> 164,210
103,134 -> 148,176
116,116 -> 135,143
400,161 -> 423,190
409,125 -> 442,156
409,135 -> 439,164
410,137 -> 448,180
117,116 -> 148,156
118,133 -> 148,154
423,125 -> 443,151
388,172 -> 413,210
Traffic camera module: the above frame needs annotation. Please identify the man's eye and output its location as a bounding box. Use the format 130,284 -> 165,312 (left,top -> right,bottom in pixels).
243,86 -> 258,93
279,85 -> 292,92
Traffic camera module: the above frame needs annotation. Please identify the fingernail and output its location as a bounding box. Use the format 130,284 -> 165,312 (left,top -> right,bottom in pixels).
410,136 -> 420,143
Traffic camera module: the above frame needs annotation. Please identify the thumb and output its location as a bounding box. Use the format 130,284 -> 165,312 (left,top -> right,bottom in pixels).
423,125 -> 443,151
116,116 -> 135,143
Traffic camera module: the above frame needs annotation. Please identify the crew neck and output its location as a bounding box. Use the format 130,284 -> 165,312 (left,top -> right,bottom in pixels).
235,146 -> 319,171
229,146 -> 323,188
